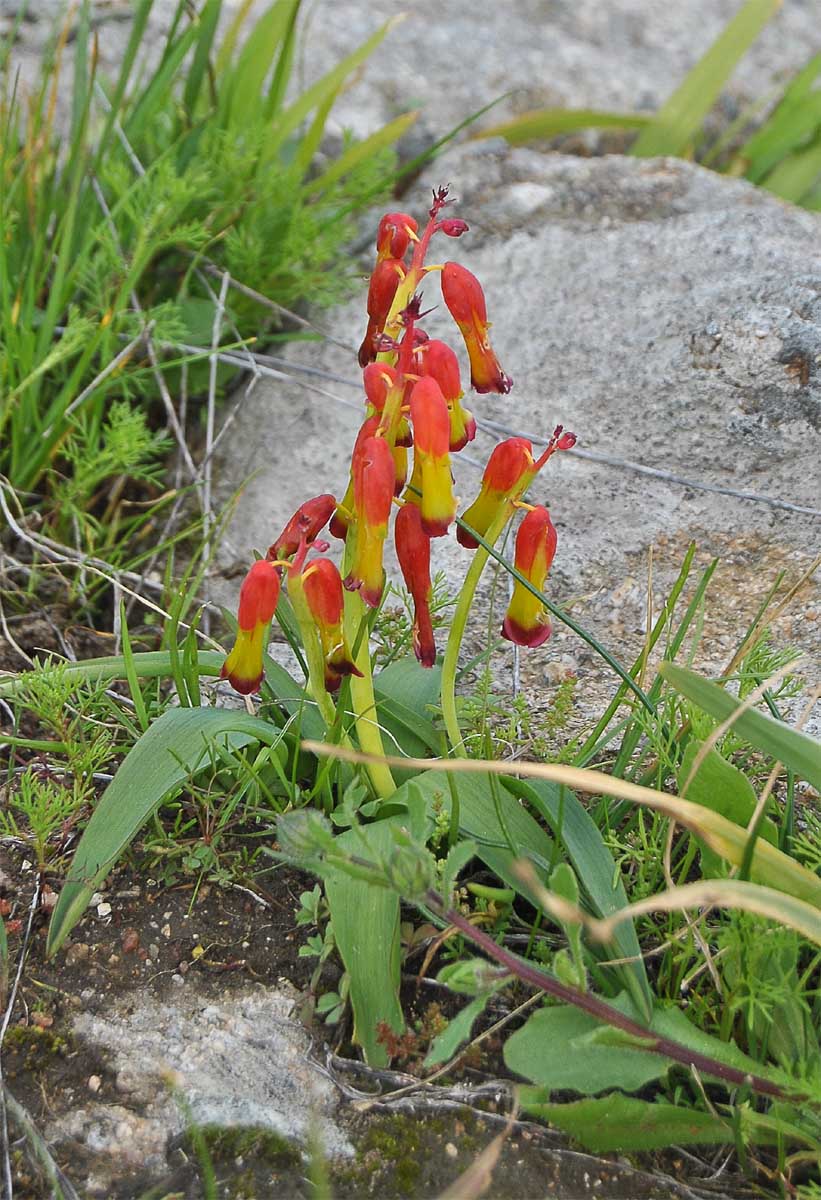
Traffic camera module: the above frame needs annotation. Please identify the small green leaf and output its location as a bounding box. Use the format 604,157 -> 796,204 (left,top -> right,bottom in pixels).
424,992 -> 493,1068
478,108 -> 650,145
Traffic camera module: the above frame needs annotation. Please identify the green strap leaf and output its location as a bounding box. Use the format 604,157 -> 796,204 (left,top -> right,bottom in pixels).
47,708 -> 285,957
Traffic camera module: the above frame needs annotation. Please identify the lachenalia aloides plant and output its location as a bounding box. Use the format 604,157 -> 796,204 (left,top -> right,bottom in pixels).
221,186 -> 576,794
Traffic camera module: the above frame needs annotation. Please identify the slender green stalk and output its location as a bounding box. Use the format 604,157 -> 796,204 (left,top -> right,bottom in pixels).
441,506 -> 512,756
343,589 -> 395,798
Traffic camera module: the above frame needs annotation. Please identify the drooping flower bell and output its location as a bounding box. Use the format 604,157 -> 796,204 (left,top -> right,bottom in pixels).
343,435 -> 395,607
302,558 -> 363,691
441,261 -> 512,395
458,437 -> 535,549
395,502 -> 436,668
407,377 -> 457,537
220,560 -> 281,695
267,494 -> 336,561
419,339 -> 476,452
358,258 -> 404,368
376,212 -> 418,263
501,506 -> 557,647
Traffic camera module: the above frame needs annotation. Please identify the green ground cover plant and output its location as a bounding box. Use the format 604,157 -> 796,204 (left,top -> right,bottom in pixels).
0,0 -> 411,575
3,189 -> 820,1196
479,0 -> 821,211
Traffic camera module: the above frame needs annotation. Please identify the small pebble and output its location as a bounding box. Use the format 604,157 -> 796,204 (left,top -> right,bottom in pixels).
148,943 -> 160,961
87,1075 -> 102,1093
96,902 -> 112,918
66,943 -> 90,967
161,924 -> 172,939
171,973 -> 185,986
121,929 -> 140,954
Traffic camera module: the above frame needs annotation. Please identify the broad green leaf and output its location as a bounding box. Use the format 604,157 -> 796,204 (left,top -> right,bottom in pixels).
47,708 -> 285,956
505,778 -> 652,1021
506,993 -> 782,1097
374,657 -> 442,757
324,821 -> 405,1066
631,0 -> 781,158
478,108 -> 650,145
679,740 -> 776,875
522,1095 -> 739,1152
660,663 -> 821,791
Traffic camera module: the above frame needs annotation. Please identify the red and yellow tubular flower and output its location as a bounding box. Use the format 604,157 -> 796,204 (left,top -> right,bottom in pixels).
343,435 -> 395,607
358,258 -> 404,367
220,560 -> 281,695
267,494 -> 335,561
501,506 -> 557,648
419,338 -> 476,452
363,362 -> 397,413
395,502 -> 436,668
376,212 -> 418,262
458,437 -> 535,549
441,261 -> 512,394
302,558 -> 363,691
408,377 -> 457,537
329,415 -> 380,541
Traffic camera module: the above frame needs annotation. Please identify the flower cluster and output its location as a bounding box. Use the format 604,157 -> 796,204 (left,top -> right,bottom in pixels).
222,187 -> 575,696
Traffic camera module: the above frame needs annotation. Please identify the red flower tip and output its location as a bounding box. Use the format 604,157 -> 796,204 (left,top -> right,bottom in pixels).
429,185 -> 452,218
268,494 -> 336,560
557,430 -> 577,451
420,339 -> 461,403
441,261 -> 512,395
363,362 -> 398,413
377,212 -> 418,262
439,218 -> 469,238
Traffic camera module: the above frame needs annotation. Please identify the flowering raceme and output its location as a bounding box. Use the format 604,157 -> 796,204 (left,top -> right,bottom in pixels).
221,185 -> 575,699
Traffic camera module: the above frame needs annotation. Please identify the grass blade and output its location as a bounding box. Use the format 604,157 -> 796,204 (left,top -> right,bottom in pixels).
631,0 -> 781,158
478,108 -> 650,145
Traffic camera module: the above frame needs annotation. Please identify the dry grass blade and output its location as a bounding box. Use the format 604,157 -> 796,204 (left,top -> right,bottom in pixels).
300,741 -> 821,907
436,1103 -> 519,1200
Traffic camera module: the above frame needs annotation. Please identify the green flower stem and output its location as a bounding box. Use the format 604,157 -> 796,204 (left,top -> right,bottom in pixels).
441,505 -> 513,757
343,588 -> 396,799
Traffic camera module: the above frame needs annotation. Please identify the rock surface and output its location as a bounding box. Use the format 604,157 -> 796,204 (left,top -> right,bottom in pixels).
214,147 -> 820,729
47,983 -> 352,1194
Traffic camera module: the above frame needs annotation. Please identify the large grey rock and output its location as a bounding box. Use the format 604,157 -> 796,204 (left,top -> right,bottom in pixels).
214,147 -> 820,730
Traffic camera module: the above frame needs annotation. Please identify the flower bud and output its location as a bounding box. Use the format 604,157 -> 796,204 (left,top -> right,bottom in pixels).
268,494 -> 336,560
501,505 -> 557,648
384,843 -> 436,900
277,810 -> 334,859
363,362 -> 398,413
439,218 -> 469,238
220,560 -> 281,694
441,261 -> 512,394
